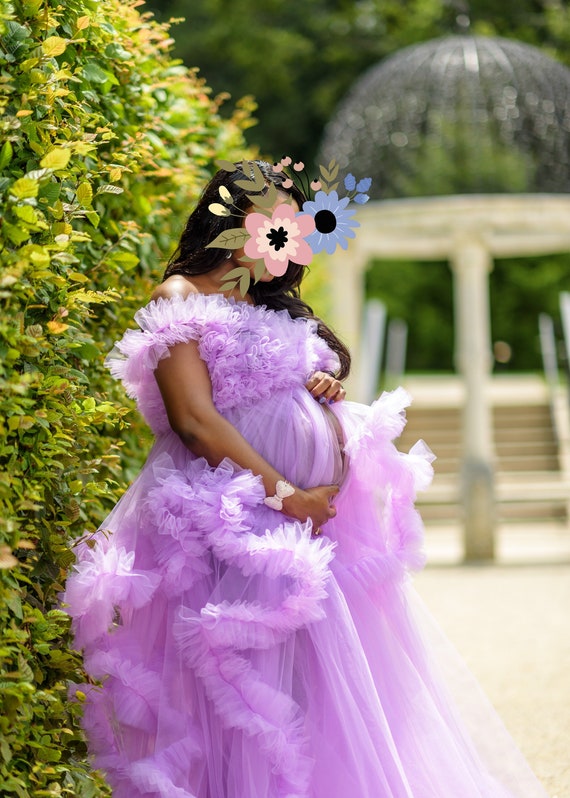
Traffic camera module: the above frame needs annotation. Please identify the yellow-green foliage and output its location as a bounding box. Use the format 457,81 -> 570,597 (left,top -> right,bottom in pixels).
0,0 -> 254,793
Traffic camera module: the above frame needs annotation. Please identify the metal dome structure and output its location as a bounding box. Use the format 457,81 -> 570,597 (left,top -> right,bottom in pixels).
320,35 -> 570,198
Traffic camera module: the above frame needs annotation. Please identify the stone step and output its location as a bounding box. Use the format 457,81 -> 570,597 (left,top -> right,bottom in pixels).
416,471 -> 569,524
402,407 -> 554,427
421,471 -> 569,499
399,401 -> 560,481
419,501 -> 568,523
405,440 -> 559,458
493,426 -> 558,443
402,425 -> 556,442
429,454 -> 560,474
398,376 -> 567,523
419,475 -> 568,503
493,412 -> 554,429
500,502 -> 567,521
402,418 -> 556,443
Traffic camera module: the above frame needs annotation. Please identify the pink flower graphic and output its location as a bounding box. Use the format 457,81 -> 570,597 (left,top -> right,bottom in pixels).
244,203 -> 316,276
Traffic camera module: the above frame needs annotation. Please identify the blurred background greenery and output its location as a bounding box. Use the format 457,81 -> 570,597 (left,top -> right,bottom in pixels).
148,0 -> 570,373
148,0 -> 570,168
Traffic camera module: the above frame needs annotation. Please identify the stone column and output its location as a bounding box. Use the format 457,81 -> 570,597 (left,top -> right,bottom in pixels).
329,247 -> 368,399
450,236 -> 496,560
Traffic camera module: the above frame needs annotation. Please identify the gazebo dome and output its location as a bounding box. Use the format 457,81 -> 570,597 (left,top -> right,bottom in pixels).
320,35 -> 570,199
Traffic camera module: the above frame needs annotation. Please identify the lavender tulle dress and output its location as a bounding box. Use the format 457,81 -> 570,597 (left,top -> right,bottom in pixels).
64,294 -> 548,798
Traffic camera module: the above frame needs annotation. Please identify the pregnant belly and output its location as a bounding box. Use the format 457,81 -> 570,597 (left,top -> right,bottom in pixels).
226,390 -> 347,489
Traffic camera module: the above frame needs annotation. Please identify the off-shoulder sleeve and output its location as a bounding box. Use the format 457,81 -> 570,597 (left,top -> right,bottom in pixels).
308,329 -> 341,376
105,294 -> 233,398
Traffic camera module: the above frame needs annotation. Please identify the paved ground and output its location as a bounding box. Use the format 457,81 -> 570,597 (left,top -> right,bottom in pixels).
414,526 -> 570,798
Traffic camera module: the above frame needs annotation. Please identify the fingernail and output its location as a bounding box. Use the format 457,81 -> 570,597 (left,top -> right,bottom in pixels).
318,396 -> 326,404
328,398 -> 335,405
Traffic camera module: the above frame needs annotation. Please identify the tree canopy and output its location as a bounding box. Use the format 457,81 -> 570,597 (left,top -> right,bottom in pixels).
148,0 -> 570,166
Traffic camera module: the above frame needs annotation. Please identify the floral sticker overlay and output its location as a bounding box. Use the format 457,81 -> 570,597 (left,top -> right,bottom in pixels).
207,157 -> 372,296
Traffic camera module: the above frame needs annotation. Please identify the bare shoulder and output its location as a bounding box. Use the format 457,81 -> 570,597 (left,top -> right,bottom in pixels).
150,274 -> 201,302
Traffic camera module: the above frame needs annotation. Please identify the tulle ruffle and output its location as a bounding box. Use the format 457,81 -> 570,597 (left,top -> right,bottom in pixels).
106,293 -> 340,432
74,679 -> 203,798
64,541 -> 161,649
65,453 -> 336,797
327,387 -> 435,584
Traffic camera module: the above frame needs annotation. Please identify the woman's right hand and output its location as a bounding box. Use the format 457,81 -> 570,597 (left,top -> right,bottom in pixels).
282,484 -> 339,533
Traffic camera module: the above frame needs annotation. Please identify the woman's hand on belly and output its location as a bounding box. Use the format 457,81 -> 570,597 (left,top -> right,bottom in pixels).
305,371 -> 345,405
283,484 -> 339,533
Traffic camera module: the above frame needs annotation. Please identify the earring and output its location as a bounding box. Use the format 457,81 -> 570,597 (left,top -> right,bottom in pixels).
225,252 -> 232,260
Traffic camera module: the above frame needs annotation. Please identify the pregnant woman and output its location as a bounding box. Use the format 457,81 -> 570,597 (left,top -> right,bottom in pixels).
64,160 -> 548,797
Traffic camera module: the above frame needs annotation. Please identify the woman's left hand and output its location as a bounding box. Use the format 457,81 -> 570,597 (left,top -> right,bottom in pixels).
305,371 -> 346,404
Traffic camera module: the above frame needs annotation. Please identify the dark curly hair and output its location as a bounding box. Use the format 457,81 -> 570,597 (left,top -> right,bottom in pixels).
163,161 -> 351,379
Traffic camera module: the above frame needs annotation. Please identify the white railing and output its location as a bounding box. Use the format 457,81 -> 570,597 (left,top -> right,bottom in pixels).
539,302 -> 570,495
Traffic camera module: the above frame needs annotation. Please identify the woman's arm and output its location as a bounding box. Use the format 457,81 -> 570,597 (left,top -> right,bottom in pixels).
154,340 -> 338,530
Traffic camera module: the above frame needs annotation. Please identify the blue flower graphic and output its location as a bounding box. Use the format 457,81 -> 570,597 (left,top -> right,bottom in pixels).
302,191 -> 359,255
344,173 -> 356,191
356,177 -> 372,192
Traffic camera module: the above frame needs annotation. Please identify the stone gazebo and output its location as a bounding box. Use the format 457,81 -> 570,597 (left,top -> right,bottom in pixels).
320,35 -> 570,559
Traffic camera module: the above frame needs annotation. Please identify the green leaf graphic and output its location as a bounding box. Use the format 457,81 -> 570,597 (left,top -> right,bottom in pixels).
235,161 -> 265,191
215,159 -> 237,172
239,271 -> 250,296
253,260 -> 266,281
221,266 -> 250,280
206,228 -> 249,249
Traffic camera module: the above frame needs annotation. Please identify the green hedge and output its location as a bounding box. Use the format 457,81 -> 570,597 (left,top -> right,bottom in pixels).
0,0 -> 253,793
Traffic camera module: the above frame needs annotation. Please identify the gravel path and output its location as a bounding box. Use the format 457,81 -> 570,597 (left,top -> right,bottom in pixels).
415,563 -> 570,798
